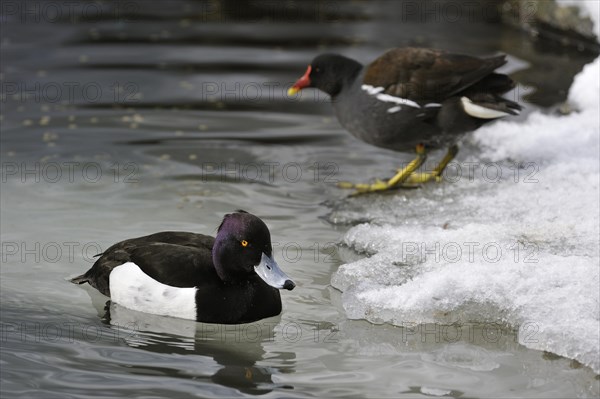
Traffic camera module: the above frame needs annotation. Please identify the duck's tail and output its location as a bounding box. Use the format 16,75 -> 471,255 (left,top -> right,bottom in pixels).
70,273 -> 90,285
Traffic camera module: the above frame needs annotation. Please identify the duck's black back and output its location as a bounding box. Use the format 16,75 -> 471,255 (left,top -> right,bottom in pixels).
71,231 -> 217,296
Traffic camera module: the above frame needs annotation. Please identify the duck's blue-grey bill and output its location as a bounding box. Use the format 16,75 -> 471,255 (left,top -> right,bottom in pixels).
254,253 -> 295,290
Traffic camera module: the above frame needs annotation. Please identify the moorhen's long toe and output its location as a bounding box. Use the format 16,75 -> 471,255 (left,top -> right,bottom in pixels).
289,47 -> 521,195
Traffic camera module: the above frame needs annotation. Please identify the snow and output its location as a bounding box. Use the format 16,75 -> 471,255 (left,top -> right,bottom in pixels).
558,0 -> 600,38
332,13 -> 600,372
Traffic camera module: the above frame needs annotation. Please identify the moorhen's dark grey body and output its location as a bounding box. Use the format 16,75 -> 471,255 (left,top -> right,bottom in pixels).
289,48 -> 521,193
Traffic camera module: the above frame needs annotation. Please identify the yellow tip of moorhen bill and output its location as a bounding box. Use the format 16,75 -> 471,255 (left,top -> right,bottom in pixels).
287,87 -> 300,96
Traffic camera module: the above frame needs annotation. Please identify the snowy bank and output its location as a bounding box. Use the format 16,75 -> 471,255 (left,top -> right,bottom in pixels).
331,35 -> 599,373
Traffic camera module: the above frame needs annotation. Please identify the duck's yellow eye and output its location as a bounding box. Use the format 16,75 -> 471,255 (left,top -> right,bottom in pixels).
241,240 -> 248,247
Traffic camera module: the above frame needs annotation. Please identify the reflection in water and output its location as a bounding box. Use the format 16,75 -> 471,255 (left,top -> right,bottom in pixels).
105,302 -> 295,395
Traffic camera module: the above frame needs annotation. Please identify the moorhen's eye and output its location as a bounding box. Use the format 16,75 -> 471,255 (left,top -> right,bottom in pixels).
241,240 -> 249,247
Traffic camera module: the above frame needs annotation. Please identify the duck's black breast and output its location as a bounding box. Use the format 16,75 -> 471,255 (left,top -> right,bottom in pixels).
73,231 -> 217,296
194,277 -> 282,324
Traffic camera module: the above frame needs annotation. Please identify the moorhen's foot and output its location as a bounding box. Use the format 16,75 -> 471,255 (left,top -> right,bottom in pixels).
338,179 -> 397,195
338,146 -> 428,195
403,172 -> 443,185
433,145 -> 459,176
403,144 -> 460,185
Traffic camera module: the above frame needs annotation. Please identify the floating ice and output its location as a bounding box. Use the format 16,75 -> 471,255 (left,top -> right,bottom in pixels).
421,343 -> 501,372
420,386 -> 452,396
332,58 -> 600,371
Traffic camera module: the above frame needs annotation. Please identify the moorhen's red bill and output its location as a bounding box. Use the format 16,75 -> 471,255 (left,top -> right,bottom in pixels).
289,47 -> 521,194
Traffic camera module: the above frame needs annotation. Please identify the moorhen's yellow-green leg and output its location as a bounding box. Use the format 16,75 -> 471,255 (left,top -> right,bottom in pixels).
404,144 -> 459,185
338,144 -> 428,194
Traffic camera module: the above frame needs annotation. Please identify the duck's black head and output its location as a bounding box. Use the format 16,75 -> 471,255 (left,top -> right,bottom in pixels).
213,211 -> 295,290
288,54 -> 363,98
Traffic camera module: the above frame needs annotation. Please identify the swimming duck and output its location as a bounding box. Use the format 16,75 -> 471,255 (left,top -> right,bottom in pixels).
70,211 -> 295,324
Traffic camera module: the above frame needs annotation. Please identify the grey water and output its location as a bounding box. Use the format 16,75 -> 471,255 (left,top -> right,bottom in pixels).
1,0 -> 598,397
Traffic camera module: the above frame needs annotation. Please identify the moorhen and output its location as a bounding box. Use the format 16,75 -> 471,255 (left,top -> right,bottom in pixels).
288,47 -> 521,194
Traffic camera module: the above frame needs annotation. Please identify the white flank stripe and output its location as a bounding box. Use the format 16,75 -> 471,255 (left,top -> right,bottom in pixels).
362,84 -> 421,108
387,106 -> 402,113
424,103 -> 441,108
110,262 -> 197,320
361,84 -> 385,95
375,93 -> 421,108
461,96 -> 509,119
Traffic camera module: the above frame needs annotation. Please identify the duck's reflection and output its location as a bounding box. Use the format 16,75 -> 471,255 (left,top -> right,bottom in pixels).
102,301 -> 295,395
